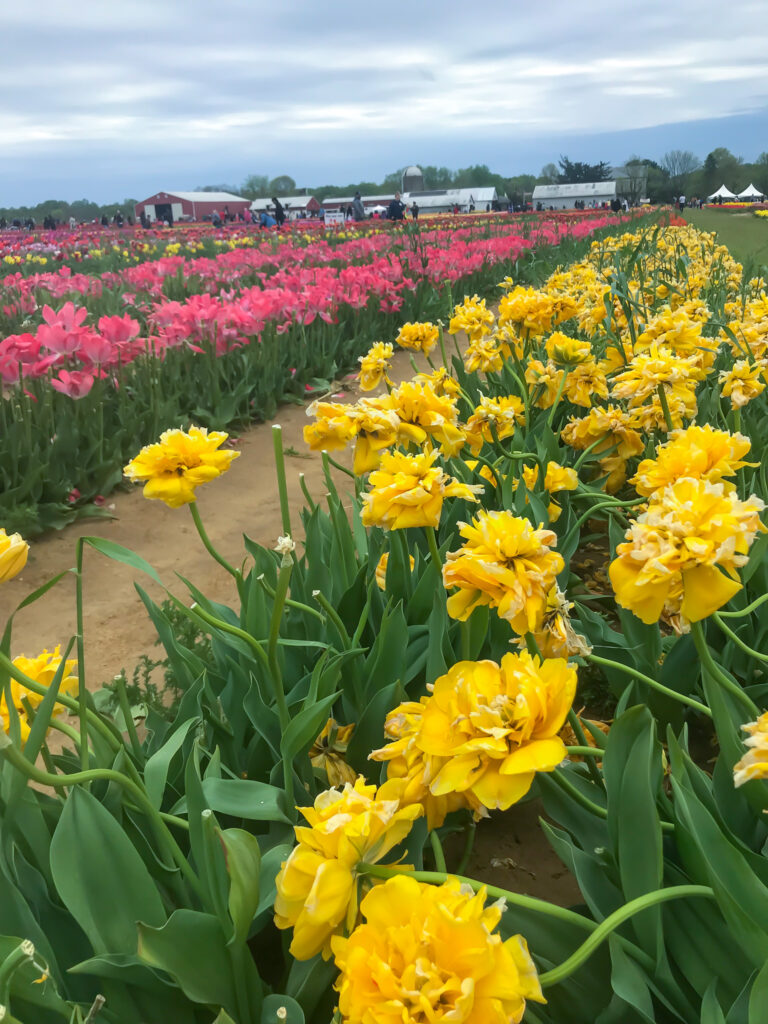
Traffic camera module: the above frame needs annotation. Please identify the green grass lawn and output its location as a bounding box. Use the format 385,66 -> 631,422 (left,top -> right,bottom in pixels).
682,207 -> 768,267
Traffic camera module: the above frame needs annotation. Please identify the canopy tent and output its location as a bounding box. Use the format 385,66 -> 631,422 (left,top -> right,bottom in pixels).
737,183 -> 765,200
708,184 -> 738,200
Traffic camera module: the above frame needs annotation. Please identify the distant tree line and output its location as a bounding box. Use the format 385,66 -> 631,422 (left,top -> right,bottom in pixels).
194,150 -> 768,206
3,147 -> 767,224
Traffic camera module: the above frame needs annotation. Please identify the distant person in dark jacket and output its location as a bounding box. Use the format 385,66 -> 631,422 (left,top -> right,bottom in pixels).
272,198 -> 286,227
411,202 -> 419,220
387,192 -> 406,221
352,191 -> 365,221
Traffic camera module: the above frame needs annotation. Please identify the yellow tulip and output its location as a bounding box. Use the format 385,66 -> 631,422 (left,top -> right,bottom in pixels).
545,331 -> 592,365
374,551 -> 414,590
609,477 -> 765,625
720,360 -> 766,409
448,295 -> 495,341
274,777 -> 421,959
309,719 -> 357,787
372,652 -> 576,823
124,426 -> 239,508
357,342 -> 393,391
0,529 -> 29,583
332,874 -> 545,1024
443,510 -> 564,635
631,425 -> 753,497
361,449 -> 480,531
3,647 -> 78,741
734,712 -> 768,787
395,321 -> 440,354
544,461 -> 579,493
465,395 -> 525,453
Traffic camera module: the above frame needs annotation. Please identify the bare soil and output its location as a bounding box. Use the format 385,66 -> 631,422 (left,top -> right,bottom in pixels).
1,341 -> 581,907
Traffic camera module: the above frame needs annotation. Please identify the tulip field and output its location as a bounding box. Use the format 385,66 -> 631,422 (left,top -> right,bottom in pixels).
1,211 -> 632,534
4,212 -> 768,1023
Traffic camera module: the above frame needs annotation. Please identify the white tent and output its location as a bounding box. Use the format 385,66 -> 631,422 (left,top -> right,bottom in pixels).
708,184 -> 738,200
737,183 -> 765,200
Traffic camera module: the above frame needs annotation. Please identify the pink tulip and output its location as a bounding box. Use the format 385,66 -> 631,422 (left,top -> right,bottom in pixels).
50,370 -> 95,399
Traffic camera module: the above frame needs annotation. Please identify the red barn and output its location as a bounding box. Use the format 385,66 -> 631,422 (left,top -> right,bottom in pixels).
134,191 -> 251,224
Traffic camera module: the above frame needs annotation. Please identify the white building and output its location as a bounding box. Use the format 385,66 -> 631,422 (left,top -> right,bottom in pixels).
531,182 -> 616,210
403,187 -> 500,214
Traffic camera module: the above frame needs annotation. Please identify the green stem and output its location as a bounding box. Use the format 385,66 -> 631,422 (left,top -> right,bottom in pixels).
720,593 -> 768,617
437,326 -> 450,369
299,472 -> 317,512
430,831 -> 447,873
0,941 -> 34,993
573,436 -> 614,470
689,620 -> 759,717
189,503 -> 243,595
656,383 -> 675,433
456,818 -> 477,875
566,746 -> 606,758
75,538 -> 88,773
460,620 -> 471,661
168,596 -> 269,670
425,527 -> 443,573
313,590 -> 352,648
257,576 -> 326,623
561,499 -> 640,552
323,451 -> 356,480
267,562 -> 293,733
272,424 -> 293,536
113,672 -> 144,761
551,768 -> 607,820
712,612 -> 768,664
0,732 -> 204,902
587,653 -> 712,718
539,885 -> 714,987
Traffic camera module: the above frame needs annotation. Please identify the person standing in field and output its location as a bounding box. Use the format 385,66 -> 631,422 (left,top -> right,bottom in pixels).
387,192 -> 406,221
272,198 -> 286,227
411,201 -> 419,220
352,191 -> 365,221
678,195 -> 686,212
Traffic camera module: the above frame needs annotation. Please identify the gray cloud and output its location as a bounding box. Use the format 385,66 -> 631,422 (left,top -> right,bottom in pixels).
1,0 -> 767,203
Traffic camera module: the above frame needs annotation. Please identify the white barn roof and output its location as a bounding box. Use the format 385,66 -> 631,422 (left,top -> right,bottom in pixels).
165,191 -> 248,204
532,181 -> 616,200
250,195 -> 317,210
321,194 -> 395,206
403,187 -> 498,208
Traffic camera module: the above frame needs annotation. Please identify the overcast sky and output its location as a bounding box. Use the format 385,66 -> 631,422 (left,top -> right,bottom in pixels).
3,0 -> 768,205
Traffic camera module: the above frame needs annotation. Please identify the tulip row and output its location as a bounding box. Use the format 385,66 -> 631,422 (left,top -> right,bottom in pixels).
2,218 -> 768,1023
0,210 -> 641,533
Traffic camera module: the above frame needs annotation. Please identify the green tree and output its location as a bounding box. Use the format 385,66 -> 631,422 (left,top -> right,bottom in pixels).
539,162 -> 559,184
268,175 -> 296,196
660,150 -> 700,197
240,174 -> 269,199
505,174 -> 537,205
557,157 -> 612,183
